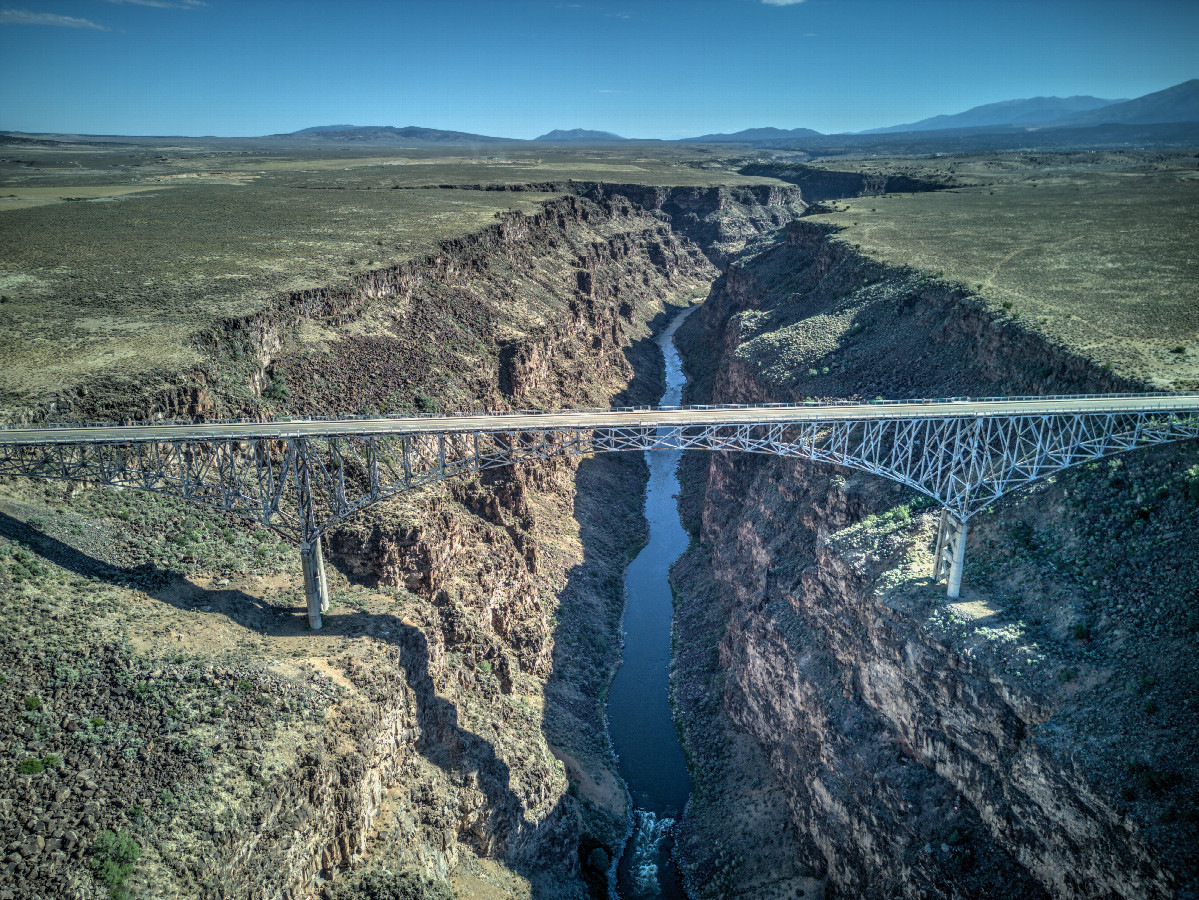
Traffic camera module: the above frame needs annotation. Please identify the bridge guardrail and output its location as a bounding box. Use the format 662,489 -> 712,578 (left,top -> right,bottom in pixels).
2,391 -> 1199,436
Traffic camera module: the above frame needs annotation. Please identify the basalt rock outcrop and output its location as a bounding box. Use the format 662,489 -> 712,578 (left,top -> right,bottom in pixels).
671,221 -> 1198,899
0,183 -> 817,899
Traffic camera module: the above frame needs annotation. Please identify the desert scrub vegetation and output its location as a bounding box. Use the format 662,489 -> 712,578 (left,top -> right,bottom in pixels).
88,828 -> 140,899
0,529 -> 345,898
0,179 -> 553,406
804,151 -> 1199,389
0,140 -> 785,412
329,867 -> 452,900
1,481 -> 297,580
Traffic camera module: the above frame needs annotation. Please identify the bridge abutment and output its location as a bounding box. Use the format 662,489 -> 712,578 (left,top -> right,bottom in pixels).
301,538 -> 330,630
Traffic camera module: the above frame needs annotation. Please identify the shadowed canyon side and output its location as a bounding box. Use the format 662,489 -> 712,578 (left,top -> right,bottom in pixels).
670,222 -> 1199,899
0,183 -> 822,899
7,143 -> 1196,900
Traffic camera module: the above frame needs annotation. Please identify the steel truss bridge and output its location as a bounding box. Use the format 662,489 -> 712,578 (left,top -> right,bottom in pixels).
2,393 -> 1197,628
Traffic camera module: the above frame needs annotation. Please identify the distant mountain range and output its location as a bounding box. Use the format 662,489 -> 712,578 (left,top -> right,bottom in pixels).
280,124 -> 513,143
265,78 -> 1199,148
860,95 -> 1124,134
684,126 -> 824,143
535,128 -> 626,142
1047,79 -> 1199,128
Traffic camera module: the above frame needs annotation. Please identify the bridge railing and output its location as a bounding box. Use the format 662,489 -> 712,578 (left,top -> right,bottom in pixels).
3,391 -> 1198,435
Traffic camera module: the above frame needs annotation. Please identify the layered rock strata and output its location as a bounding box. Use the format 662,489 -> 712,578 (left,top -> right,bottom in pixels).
671,221 -> 1199,899
1,187 -> 814,899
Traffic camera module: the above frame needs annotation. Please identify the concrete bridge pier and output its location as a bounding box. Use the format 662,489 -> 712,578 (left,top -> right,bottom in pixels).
301,537 -> 330,630
932,510 -> 968,598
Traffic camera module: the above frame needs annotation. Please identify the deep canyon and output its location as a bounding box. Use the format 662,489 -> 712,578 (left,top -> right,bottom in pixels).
1,158 -> 1196,900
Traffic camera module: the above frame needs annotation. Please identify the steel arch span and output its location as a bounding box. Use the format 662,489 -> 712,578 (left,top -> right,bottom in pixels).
2,393 -> 1197,626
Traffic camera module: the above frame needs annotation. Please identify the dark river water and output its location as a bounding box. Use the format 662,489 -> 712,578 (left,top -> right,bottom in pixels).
608,308 -> 695,900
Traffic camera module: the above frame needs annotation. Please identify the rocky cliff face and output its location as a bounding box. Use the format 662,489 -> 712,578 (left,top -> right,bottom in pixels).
0,182 -> 820,900
671,222 -> 1199,899
204,194 -> 723,898
574,184 -> 806,268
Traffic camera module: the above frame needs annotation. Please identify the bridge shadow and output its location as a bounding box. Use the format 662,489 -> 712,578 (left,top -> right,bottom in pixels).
0,509 -> 576,897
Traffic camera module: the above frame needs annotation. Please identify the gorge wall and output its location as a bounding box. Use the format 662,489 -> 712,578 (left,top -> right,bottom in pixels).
0,183 -> 819,900
671,221 -> 1199,899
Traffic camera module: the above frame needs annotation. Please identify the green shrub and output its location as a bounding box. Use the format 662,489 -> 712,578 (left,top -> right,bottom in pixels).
414,389 -> 439,414
24,696 -> 41,711
236,677 -> 253,692
43,753 -> 61,769
1185,465 -> 1199,503
1073,622 -> 1090,641
262,375 -> 289,401
16,757 -> 44,775
1128,761 -> 1179,794
90,716 -> 106,728
332,869 -> 453,900
89,829 -> 140,899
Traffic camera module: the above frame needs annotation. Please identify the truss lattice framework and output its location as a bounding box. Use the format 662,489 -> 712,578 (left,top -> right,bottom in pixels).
2,409 -> 1197,549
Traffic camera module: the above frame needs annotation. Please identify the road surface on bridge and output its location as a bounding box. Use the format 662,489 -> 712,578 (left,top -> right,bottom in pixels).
3,393 -> 1199,445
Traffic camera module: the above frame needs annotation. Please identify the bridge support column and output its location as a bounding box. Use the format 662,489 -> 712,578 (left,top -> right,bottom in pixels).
946,519 -> 967,598
301,537 -> 329,630
932,511 -> 968,598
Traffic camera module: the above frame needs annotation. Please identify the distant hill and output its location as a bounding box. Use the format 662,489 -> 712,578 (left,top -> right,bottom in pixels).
292,124 -> 360,134
534,128 -> 626,142
279,125 -> 512,143
862,95 -> 1123,134
684,126 -> 823,143
1048,79 -> 1199,127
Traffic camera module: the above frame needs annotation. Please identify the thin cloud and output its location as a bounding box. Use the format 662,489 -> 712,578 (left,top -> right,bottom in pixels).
762,0 -> 807,5
0,8 -> 109,28
101,0 -> 206,7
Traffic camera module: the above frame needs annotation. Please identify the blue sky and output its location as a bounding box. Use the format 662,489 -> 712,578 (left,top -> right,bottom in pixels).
1,0 -> 1197,138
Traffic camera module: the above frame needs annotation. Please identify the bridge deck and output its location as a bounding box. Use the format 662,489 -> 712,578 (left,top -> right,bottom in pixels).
4,393 -> 1199,445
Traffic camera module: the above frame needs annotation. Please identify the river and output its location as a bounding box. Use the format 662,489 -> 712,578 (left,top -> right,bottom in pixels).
608,306 -> 695,899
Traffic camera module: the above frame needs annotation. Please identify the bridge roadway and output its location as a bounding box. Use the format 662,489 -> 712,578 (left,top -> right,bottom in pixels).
4,392 -> 1199,445
3,392 -> 1198,626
